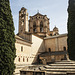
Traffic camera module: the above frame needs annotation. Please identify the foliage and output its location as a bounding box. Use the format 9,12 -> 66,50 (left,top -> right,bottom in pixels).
67,0 -> 75,60
0,0 -> 16,75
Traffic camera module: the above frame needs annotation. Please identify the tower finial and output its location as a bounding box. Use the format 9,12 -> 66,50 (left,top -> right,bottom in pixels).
23,4 -> 24,7
37,10 -> 39,13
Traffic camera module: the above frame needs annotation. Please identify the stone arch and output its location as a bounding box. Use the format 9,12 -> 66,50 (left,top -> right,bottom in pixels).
18,57 -> 20,62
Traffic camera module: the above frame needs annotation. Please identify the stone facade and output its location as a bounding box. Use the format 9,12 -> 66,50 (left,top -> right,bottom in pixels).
14,7 -> 68,75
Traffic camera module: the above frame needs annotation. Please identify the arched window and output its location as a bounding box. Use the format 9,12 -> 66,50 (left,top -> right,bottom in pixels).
18,57 -> 20,62
33,22 -> 36,32
63,47 -> 66,51
40,21 -> 43,32
50,34 -> 52,36
49,48 -> 51,52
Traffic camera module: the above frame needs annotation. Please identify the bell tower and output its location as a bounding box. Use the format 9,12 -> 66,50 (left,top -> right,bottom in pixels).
29,12 -> 50,38
19,7 -> 28,33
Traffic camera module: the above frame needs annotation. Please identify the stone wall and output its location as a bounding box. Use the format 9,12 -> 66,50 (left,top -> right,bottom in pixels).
39,34 -> 68,64
44,34 -> 67,52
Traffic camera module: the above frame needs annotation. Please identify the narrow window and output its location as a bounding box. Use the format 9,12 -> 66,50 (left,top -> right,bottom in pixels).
21,46 -> 23,52
63,47 -> 66,51
40,21 -> 43,32
33,22 -> 36,32
49,48 -> 51,52
23,57 -> 25,62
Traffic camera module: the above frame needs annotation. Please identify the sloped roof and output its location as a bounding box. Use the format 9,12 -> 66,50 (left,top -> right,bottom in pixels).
53,26 -> 58,30
32,12 -> 44,17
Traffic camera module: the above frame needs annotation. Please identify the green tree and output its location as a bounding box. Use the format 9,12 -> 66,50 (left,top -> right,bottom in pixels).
68,0 -> 75,60
0,0 -> 16,75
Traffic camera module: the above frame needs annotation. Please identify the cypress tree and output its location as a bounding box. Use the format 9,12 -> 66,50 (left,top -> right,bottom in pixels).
0,0 -> 16,75
68,0 -> 75,60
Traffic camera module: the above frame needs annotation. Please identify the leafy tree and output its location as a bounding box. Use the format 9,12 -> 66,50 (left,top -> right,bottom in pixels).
0,0 -> 16,75
68,0 -> 75,60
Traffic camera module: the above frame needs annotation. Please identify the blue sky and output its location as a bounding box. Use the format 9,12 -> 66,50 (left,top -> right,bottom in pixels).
10,0 -> 68,34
